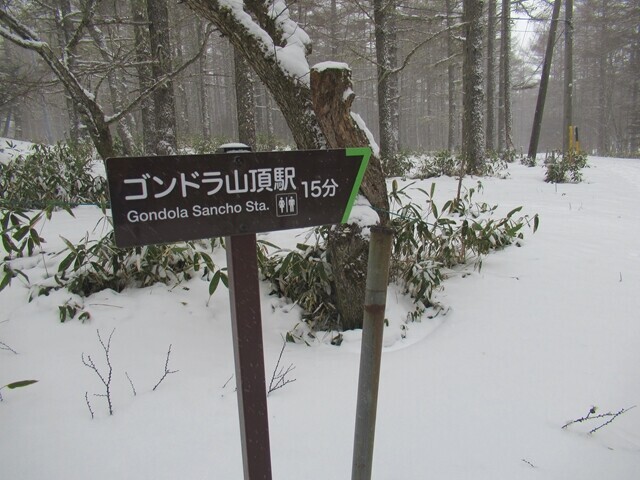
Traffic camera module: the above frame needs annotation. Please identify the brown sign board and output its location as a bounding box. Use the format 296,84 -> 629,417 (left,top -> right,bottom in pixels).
106,148 -> 370,248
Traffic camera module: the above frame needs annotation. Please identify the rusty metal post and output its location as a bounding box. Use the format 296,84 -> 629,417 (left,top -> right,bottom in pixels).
226,233 -> 272,480
351,226 -> 394,480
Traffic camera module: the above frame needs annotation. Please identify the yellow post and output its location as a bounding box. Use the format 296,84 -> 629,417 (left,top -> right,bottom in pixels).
567,125 -> 575,162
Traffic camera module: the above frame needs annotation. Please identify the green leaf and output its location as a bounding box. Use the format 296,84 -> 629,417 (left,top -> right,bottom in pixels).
14,225 -> 30,242
58,252 -> 76,273
2,233 -> 16,253
209,270 -> 221,295
0,270 -> 12,292
505,206 -> 523,219
5,380 -> 38,389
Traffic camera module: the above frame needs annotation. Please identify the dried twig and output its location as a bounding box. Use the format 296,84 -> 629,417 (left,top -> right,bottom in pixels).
125,371 -> 137,396
562,405 -> 636,434
589,406 -> 636,434
521,459 -> 536,468
152,344 -> 179,391
85,391 -> 95,419
0,340 -> 18,354
81,328 -> 115,415
222,374 -> 234,389
268,341 -> 296,395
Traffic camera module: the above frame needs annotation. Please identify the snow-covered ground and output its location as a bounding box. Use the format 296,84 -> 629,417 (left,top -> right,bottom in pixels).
1,143 -> 639,479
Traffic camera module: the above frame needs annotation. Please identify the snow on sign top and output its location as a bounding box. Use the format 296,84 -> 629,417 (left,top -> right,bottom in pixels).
106,148 -> 371,248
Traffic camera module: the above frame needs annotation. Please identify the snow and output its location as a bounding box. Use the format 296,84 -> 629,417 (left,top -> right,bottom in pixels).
0,138 -> 35,164
351,112 -> 381,158
219,0 -> 313,85
313,61 -> 350,72
1,141 -> 640,479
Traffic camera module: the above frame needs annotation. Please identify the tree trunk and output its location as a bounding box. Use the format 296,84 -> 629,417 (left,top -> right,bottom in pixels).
629,25 -> 640,153
310,66 -> 389,222
196,19 -> 211,139
132,0 -> 156,154
54,0 -> 84,143
310,65 -> 390,331
445,0 -> 459,152
174,25 -> 191,140
330,0 -> 339,56
88,24 -> 136,155
462,0 -> 486,173
563,0 -> 574,152
528,0 -> 562,160
374,0 -> 400,168
597,0 -> 608,154
147,0 -> 178,155
486,0 -> 496,151
499,0 -> 513,151
234,46 -> 256,148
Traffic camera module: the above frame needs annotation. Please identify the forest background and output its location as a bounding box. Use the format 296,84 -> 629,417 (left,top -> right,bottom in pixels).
1,0 -> 638,160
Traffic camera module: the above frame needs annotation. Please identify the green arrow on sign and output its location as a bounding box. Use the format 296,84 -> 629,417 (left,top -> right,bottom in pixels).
342,147 -> 371,223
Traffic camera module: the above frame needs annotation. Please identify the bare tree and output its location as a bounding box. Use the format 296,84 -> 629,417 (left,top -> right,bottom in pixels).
528,0 -> 562,160
53,0 -> 86,143
0,4 -> 211,159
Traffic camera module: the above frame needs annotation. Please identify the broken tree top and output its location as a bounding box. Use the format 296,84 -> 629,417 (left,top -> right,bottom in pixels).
106,148 -> 371,248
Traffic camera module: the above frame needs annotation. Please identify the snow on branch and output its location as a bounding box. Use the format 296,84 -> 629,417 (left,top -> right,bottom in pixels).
215,0 -> 313,84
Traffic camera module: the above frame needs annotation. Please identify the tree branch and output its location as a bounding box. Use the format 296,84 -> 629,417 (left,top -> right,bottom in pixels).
106,23 -> 215,125
152,344 -> 179,391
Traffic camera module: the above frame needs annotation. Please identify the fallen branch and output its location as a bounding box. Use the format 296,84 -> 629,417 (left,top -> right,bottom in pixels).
0,340 -> 18,354
562,405 -> 636,434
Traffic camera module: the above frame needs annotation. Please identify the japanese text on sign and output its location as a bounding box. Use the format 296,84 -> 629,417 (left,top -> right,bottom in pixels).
106,148 -> 371,247
123,167 -> 300,201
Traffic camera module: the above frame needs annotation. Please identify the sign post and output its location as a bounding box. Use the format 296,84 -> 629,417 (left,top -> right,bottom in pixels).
226,232 -> 272,479
106,148 -> 371,480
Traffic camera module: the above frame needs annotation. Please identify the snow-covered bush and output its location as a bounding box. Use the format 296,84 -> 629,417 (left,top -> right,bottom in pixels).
381,150 -> 414,178
258,234 -> 339,332
262,180 -> 539,335
544,151 -> 589,183
54,232 -> 226,298
415,150 -> 461,178
0,142 -> 107,209
390,180 -> 538,319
